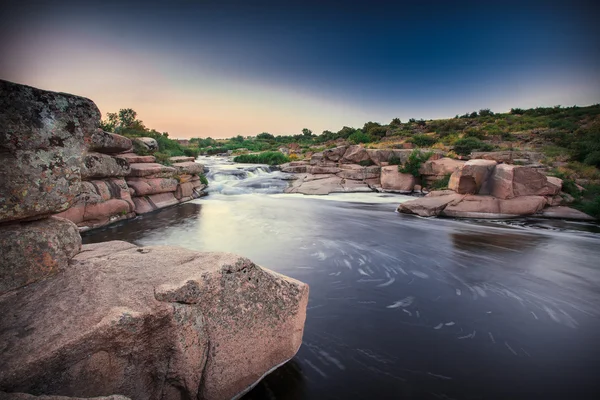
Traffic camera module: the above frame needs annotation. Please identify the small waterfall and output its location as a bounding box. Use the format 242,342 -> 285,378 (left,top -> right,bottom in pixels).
198,156 -> 292,195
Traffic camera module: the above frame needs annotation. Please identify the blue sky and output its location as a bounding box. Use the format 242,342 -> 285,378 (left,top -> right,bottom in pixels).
1,0 -> 599,138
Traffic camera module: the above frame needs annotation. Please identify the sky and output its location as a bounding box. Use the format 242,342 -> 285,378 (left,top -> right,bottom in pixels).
1,0 -> 599,139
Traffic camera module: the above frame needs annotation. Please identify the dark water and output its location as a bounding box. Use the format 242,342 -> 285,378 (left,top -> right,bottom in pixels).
83,160 -> 600,400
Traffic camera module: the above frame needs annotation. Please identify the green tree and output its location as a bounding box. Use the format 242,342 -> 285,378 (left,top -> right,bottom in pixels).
302,128 -> 313,137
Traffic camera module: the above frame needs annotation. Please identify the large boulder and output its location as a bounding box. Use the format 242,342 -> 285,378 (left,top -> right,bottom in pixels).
442,195 -> 546,218
0,80 -> 100,223
285,173 -> 373,195
490,164 -> 557,199
380,166 -> 416,193
448,159 -> 497,194
0,217 -> 81,296
88,130 -> 132,154
397,194 -> 464,217
80,153 -> 131,180
471,151 -> 543,164
126,177 -> 179,196
342,145 -> 370,164
0,241 -> 308,400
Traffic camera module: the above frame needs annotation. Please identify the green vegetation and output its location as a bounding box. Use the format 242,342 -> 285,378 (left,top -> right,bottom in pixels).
233,152 -> 290,165
399,150 -> 433,177
101,108 -> 199,164
409,135 -> 437,147
348,130 -> 371,144
359,159 -> 375,167
199,174 -> 209,185
430,174 -> 452,190
452,137 -> 494,156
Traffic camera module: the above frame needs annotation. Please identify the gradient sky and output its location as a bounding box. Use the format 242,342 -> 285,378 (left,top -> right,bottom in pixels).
1,0 -> 599,138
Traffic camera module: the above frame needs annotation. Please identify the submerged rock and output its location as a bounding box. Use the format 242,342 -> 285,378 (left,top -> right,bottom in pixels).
0,241 -> 308,400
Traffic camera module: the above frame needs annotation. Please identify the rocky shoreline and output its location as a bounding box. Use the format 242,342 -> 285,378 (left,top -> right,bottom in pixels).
0,80 -> 309,399
280,145 -> 595,221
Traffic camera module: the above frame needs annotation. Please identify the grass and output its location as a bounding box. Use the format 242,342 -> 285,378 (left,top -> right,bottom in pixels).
233,151 -> 290,165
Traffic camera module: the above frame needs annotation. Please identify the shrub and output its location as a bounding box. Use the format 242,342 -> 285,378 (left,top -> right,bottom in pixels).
430,174 -> 451,190
453,137 -> 494,156
199,174 -> 209,185
399,149 -> 433,177
388,156 -> 402,165
153,152 -> 172,166
479,108 -> 494,117
348,130 -> 371,144
233,151 -> 290,165
359,159 -> 375,167
183,147 -> 200,158
409,134 -> 437,147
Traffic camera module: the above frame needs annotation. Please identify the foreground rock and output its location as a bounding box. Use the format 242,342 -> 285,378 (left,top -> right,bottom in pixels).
398,194 -> 464,217
0,217 -> 81,296
0,241 -> 309,400
0,394 -> 129,400
285,173 -> 373,195
0,80 -> 99,222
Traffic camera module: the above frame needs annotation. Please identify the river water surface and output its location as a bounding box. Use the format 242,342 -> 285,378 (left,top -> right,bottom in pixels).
83,157 -> 600,400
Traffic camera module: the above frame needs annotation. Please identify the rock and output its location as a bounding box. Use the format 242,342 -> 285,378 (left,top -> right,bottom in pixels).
380,166 -> 416,193
88,178 -> 134,208
128,163 -> 177,178
546,176 -> 563,193
169,156 -> 196,163
0,241 -> 308,400
309,152 -> 324,165
171,161 -> 204,175
490,164 -> 556,199
419,157 -> 465,177
442,195 -> 546,218
280,164 -> 308,173
398,194 -> 464,217
132,192 -> 179,213
539,206 -> 595,220
336,164 -> 380,180
285,174 -> 373,195
0,80 -> 100,223
88,130 -> 132,154
134,137 -> 158,152
307,165 -> 341,175
81,152 -> 131,180
114,153 -> 156,163
448,159 -> 497,194
175,182 -> 194,200
322,146 -> 348,162
0,393 -> 130,400
126,177 -> 179,196
342,145 -> 370,164
0,217 -> 81,296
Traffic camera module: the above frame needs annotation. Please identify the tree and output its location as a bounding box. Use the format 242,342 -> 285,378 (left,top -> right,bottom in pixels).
390,118 -> 401,126
118,108 -> 137,129
256,132 -> 275,140
479,108 -> 494,117
302,128 -> 313,137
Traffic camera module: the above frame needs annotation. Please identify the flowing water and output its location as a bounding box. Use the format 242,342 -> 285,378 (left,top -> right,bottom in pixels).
83,157 -> 600,400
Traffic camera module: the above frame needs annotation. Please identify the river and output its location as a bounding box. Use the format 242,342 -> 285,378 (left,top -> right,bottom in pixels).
82,157 -> 600,400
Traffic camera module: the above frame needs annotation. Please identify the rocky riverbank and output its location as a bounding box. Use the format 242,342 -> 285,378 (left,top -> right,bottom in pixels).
281,145 -> 594,220
0,80 -> 309,399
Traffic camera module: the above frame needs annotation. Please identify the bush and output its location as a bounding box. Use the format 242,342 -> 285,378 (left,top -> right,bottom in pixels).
199,174 -> 209,185
359,159 -> 375,167
430,174 -> 451,190
399,149 -> 433,177
233,151 -> 289,165
453,137 -> 493,156
388,156 -> 402,165
348,130 -> 371,144
409,134 -> 437,147
183,147 -> 200,158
